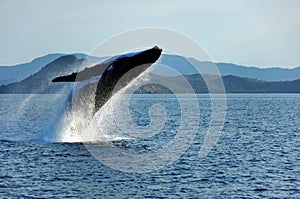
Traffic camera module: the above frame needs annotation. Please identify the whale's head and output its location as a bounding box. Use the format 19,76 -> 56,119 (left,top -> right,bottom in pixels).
94,46 -> 162,111
100,46 -> 162,86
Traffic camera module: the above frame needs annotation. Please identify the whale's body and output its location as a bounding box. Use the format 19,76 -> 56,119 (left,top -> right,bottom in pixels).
52,46 -> 162,112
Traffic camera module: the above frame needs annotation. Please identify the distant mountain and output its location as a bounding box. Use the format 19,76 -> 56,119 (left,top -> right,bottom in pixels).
155,54 -> 198,75
188,58 -> 300,82
154,55 -> 300,81
135,74 -> 300,94
0,54 -> 299,94
0,52 -> 299,94
0,53 -> 63,85
217,63 -> 300,82
222,75 -> 300,93
1,53 -> 299,86
0,53 -> 90,85
0,55 -> 84,94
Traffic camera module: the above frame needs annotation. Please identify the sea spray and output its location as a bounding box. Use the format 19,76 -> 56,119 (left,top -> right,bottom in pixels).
54,81 -> 97,142
35,91 -> 74,142
38,72 -> 145,143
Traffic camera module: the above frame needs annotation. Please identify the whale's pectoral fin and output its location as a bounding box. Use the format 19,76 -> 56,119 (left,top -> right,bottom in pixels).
52,61 -> 110,82
52,73 -> 78,82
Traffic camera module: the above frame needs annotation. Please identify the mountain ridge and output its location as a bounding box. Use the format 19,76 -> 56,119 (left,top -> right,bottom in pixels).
0,53 -> 89,85
0,55 -> 83,94
0,54 -> 299,94
1,53 -> 299,86
0,53 -> 299,94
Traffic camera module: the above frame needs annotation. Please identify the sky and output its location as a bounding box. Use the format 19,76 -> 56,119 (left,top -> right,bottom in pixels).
0,0 -> 299,68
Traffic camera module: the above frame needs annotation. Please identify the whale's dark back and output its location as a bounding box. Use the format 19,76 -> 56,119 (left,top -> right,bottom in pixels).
94,46 -> 162,111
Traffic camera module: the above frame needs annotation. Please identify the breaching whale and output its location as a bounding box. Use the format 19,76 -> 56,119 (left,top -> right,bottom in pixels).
52,46 -> 162,112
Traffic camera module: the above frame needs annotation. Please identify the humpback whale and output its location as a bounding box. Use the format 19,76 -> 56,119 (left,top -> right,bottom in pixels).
52,46 -> 162,112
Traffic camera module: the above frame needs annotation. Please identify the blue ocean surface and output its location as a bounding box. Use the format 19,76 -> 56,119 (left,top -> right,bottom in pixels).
0,94 -> 299,198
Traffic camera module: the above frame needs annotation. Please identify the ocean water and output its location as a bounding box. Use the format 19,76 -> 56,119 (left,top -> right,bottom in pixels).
0,94 -> 299,198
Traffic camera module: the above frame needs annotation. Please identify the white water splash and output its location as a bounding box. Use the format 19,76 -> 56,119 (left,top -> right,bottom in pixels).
40,72 -> 151,143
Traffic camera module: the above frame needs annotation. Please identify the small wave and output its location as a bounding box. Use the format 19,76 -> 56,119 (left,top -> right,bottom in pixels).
0,138 -> 34,143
